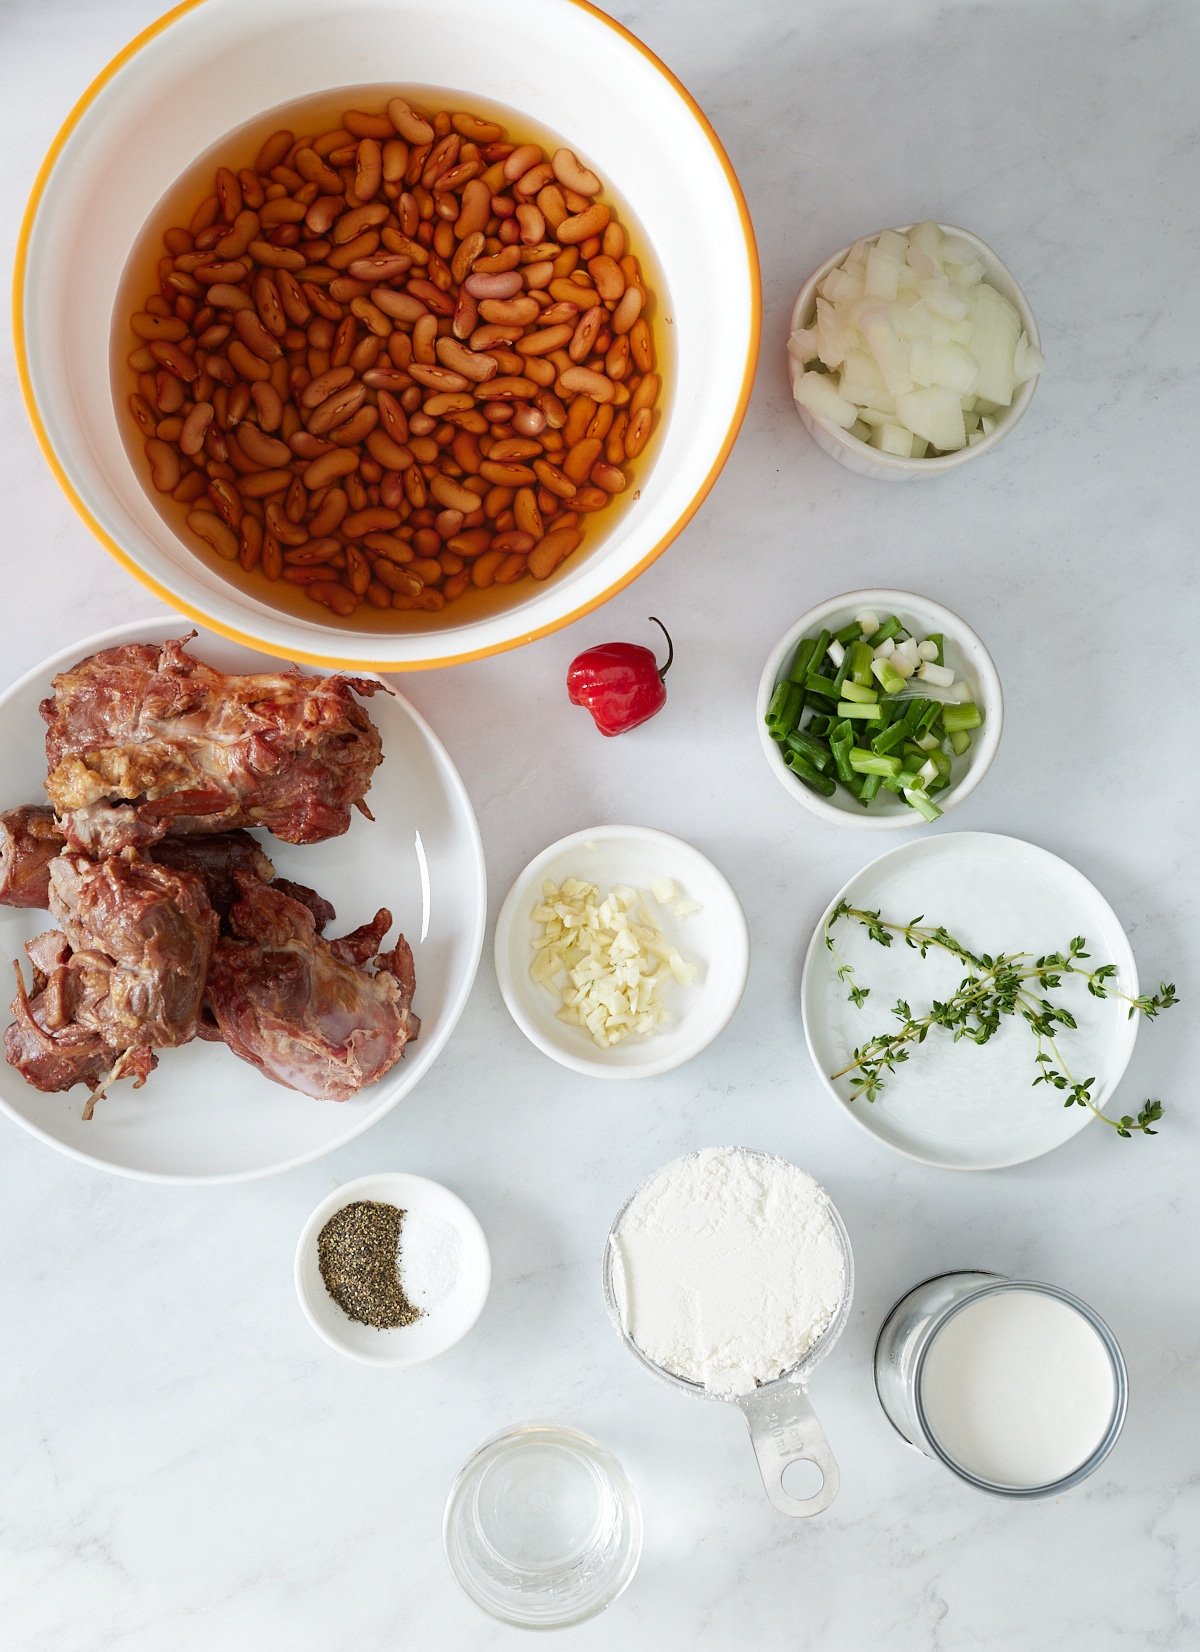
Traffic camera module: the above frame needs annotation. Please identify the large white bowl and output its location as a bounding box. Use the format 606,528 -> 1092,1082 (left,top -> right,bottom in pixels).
0,620 -> 486,1182
14,0 -> 759,672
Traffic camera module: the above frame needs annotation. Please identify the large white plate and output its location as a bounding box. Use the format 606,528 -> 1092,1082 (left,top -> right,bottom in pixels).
0,621 -> 485,1182
801,834 -> 1140,1170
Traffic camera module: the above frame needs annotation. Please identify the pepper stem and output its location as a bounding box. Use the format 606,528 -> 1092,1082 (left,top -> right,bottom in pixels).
648,616 -> 674,681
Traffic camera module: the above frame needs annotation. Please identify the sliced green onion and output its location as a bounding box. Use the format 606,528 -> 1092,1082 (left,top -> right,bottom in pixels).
917,700 -> 943,735
830,726 -> 856,785
840,680 -> 878,704
847,640 -> 875,686
807,629 -> 831,676
765,681 -> 791,726
786,752 -> 837,796
850,749 -> 901,776
872,718 -> 915,755
785,729 -> 832,771
771,618 -> 979,822
904,787 -> 944,822
787,636 -> 819,686
766,681 -> 803,738
942,701 -> 983,734
871,658 -> 907,696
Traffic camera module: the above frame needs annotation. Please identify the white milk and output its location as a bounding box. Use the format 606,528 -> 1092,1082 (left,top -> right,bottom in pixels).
919,1288 -> 1117,1487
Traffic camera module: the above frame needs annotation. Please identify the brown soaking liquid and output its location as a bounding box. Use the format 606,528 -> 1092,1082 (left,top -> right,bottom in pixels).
111,86 -> 672,636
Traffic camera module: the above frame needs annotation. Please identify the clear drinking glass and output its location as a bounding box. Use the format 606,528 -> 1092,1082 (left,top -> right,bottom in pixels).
443,1423 -> 642,1628
874,1271 -> 1128,1498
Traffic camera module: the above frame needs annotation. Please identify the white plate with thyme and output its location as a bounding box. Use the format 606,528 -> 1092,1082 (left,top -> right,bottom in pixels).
801,833 -> 1171,1169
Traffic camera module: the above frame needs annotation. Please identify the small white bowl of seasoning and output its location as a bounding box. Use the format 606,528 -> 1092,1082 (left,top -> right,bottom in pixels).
494,825 -> 750,1079
294,1172 -> 490,1367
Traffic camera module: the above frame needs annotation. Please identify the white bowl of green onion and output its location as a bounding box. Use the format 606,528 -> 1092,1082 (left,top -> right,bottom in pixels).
757,589 -> 1003,827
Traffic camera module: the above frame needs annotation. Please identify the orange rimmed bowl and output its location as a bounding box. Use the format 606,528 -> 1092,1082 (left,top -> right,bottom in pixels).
14,0 -> 759,672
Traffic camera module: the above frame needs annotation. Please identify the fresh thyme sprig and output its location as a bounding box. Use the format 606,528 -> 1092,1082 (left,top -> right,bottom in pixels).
823,902 -> 1176,1138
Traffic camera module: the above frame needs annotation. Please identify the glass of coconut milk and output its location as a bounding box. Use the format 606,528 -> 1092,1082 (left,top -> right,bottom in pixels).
874,1272 -> 1127,1497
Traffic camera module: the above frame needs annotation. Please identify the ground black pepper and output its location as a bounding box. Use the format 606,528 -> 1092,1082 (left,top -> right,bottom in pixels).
317,1200 -> 421,1329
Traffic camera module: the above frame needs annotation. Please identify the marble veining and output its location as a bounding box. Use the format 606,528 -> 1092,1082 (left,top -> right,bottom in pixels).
0,0 -> 1197,1648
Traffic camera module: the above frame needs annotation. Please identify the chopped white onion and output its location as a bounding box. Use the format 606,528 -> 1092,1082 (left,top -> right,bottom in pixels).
790,222 -> 1042,456
792,369 -> 856,429
874,423 -> 913,457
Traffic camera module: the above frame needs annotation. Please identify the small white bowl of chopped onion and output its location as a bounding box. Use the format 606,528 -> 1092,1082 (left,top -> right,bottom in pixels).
494,826 -> 750,1079
788,223 -> 1043,479
757,590 -> 1003,828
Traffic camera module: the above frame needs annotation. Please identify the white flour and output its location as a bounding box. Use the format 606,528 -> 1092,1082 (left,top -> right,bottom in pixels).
609,1148 -> 847,1396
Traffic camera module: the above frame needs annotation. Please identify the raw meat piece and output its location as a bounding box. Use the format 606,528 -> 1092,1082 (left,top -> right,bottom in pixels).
271,879 -> 337,935
0,813 -> 336,933
147,830 -> 275,917
48,854 -> 217,1055
4,931 -> 144,1097
42,633 -> 385,854
4,856 -> 216,1116
205,873 -> 418,1101
0,806 -> 61,908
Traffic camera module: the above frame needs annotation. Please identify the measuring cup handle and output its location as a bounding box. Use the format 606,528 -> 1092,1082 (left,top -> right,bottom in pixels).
735,1382 -> 840,1517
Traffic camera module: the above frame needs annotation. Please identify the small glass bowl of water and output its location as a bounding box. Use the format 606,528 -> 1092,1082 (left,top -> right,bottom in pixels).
443,1422 -> 642,1628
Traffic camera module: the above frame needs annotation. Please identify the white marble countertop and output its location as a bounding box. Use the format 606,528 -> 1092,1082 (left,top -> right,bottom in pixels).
1,1 -> 1196,1647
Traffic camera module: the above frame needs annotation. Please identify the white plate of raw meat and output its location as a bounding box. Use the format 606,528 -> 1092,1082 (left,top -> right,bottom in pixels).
0,621 -> 485,1181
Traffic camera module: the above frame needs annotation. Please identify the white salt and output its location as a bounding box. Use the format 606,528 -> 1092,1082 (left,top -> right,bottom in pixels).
399,1209 -> 462,1312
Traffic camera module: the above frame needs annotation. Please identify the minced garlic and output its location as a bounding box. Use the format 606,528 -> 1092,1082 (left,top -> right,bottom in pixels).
530,878 -> 699,1047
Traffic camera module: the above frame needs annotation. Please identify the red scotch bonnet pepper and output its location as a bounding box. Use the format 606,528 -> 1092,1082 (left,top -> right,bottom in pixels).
566,618 -> 674,737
